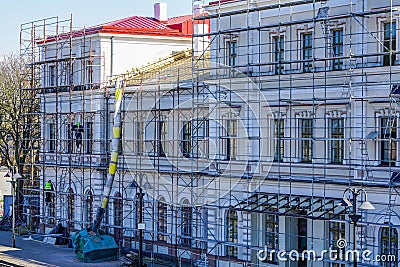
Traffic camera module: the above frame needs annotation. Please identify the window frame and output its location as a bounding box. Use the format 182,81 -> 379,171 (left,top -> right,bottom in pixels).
329,219 -> 346,267
180,204 -> 192,247
68,188 -> 75,226
274,35 -> 285,75
158,200 -> 168,242
380,226 -> 398,267
85,121 -> 93,154
182,120 -> 193,158
383,21 -> 397,66
157,120 -> 166,157
136,121 -> 144,155
332,29 -> 344,70
331,118 -> 345,164
264,212 -> 279,264
226,209 -> 238,258
300,118 -> 314,163
226,39 -> 238,67
380,117 -> 397,165
226,119 -> 238,160
274,119 -> 285,162
302,32 -> 313,72
49,123 -> 56,153
49,65 -> 56,87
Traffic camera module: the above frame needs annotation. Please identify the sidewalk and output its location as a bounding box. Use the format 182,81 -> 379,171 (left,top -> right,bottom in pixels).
0,231 -> 124,267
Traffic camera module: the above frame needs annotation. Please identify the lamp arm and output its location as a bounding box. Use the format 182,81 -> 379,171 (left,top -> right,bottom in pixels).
342,188 -> 356,199
355,188 -> 368,201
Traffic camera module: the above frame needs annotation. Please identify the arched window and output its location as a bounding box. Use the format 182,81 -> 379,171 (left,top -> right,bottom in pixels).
380,226 -> 398,267
84,190 -> 93,226
180,200 -> 192,247
67,188 -> 75,228
158,198 -> 168,242
113,192 -> 123,245
226,209 -> 238,258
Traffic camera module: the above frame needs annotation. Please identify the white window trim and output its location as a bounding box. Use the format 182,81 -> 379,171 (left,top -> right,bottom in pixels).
325,110 -> 347,165
48,64 -> 56,87
223,35 -> 239,68
377,16 -> 399,65
375,109 -> 399,166
297,25 -> 314,72
295,110 -> 314,163
271,111 -> 287,163
329,22 -> 346,71
269,29 -> 286,74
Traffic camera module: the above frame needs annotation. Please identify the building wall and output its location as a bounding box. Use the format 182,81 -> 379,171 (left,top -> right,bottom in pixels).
34,0 -> 400,266
0,167 -> 10,217
100,34 -> 192,79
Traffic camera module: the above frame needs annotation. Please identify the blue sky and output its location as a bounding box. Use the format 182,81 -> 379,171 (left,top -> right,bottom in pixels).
0,0 -> 192,56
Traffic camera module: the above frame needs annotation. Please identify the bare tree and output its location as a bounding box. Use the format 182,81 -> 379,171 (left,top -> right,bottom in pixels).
0,54 -> 40,219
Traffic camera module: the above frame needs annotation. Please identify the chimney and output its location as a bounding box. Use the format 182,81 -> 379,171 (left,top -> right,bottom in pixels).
154,3 -> 168,22
193,4 -> 204,16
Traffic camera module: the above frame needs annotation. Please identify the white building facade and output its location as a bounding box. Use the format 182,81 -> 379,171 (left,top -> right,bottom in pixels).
24,0 -> 400,267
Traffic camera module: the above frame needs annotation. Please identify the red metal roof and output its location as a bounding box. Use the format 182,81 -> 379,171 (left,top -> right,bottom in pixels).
98,15 -> 188,37
38,14 -> 203,43
106,16 -> 173,30
167,15 -> 193,26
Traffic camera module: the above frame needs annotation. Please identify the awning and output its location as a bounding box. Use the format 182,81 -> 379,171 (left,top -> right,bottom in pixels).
233,192 -> 347,220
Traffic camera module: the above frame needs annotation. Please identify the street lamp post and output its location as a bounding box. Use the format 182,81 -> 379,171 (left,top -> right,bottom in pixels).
131,174 -> 146,267
5,170 -> 21,248
338,188 -> 375,267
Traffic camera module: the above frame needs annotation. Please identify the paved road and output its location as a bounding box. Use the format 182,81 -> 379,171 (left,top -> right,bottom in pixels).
0,231 -> 124,267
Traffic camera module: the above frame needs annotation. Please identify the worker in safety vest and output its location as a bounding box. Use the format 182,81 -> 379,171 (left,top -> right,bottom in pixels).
44,180 -> 54,203
44,180 -> 53,191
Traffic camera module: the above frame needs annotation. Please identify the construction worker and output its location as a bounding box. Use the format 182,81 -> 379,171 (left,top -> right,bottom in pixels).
44,180 -> 53,191
44,180 -> 54,203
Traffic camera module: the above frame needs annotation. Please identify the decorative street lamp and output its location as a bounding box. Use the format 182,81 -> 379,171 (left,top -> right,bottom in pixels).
338,188 -> 375,267
5,170 -> 22,248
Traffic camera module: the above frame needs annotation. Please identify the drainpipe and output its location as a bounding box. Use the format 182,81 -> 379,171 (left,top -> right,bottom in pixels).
110,37 -> 114,77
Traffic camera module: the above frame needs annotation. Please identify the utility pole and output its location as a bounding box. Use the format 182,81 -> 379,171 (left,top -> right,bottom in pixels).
137,189 -> 144,267
5,169 -> 21,248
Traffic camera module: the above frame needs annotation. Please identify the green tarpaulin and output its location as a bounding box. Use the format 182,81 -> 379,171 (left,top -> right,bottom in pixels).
72,229 -> 118,263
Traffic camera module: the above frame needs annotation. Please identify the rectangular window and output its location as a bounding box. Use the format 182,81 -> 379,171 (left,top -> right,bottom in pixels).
380,117 -> 397,165
303,33 -> 313,72
49,65 -> 56,87
301,119 -> 313,162
274,36 -> 285,74
226,40 -> 237,67
158,202 -> 168,242
265,212 -> 279,263
329,220 -> 346,267
136,121 -> 144,154
60,64 -> 70,86
181,206 -> 192,247
331,119 -> 344,163
86,122 -> 93,154
193,118 -> 209,158
157,121 -> 166,157
226,119 -> 237,160
86,60 -> 93,85
383,22 -> 397,66
332,29 -> 343,70
182,121 -> 192,158
226,210 -> 238,258
49,123 -> 55,152
274,119 -> 284,162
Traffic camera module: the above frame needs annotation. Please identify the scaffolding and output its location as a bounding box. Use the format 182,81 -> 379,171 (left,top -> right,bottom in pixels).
20,0 -> 400,266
